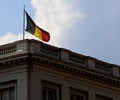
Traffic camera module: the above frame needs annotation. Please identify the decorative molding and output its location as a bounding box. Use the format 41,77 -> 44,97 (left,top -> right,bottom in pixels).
32,55 -> 120,87
0,54 -> 120,87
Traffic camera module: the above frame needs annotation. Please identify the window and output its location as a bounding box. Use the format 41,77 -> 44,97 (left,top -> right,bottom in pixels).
42,87 -> 56,100
96,94 -> 113,100
70,94 -> 84,100
0,81 -> 16,100
70,88 -> 88,100
41,80 -> 61,100
0,87 -> 15,100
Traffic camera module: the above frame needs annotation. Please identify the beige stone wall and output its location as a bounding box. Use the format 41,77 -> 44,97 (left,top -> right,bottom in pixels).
0,65 -> 28,100
29,64 -> 120,100
0,39 -> 120,100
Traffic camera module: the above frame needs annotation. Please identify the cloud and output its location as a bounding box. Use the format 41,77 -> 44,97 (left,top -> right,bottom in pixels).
31,0 -> 85,46
0,32 -> 38,46
0,32 -> 22,45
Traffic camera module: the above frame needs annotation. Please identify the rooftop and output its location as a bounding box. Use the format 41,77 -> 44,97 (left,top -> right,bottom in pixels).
0,39 -> 120,78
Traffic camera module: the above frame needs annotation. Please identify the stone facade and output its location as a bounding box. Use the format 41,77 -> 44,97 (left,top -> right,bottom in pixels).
0,39 -> 120,100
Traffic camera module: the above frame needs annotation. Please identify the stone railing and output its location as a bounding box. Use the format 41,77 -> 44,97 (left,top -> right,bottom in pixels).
0,39 -> 120,78
0,44 -> 17,56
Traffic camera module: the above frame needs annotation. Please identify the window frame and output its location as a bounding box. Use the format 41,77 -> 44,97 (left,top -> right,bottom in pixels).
96,94 -> 113,100
41,80 -> 61,100
0,81 -> 16,100
69,87 -> 88,100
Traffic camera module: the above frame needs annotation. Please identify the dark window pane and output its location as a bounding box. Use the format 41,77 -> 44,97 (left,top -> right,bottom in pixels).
70,94 -> 84,100
42,88 -> 56,100
9,87 -> 15,100
41,81 -> 60,100
1,89 -> 7,100
42,89 -> 46,100
48,91 -> 54,100
96,94 -> 113,100
0,87 -> 15,100
70,96 -> 74,100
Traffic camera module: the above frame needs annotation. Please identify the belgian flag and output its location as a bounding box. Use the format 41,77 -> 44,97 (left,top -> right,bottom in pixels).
25,11 -> 50,42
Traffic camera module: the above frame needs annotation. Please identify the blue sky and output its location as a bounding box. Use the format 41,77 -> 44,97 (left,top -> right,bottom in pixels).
0,0 -> 120,65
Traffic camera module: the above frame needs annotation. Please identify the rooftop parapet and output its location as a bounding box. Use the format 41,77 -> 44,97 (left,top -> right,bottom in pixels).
0,39 -> 120,77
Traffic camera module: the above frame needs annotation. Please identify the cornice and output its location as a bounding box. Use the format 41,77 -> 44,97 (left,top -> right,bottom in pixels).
0,53 -> 120,87
0,54 -> 29,68
31,54 -> 120,87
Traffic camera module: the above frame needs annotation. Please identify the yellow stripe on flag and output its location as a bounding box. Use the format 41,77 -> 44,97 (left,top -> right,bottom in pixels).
34,26 -> 42,40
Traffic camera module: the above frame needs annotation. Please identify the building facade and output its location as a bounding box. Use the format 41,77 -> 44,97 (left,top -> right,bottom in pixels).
0,39 -> 120,100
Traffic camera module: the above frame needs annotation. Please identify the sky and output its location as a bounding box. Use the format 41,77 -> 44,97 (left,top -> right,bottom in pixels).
0,0 -> 120,65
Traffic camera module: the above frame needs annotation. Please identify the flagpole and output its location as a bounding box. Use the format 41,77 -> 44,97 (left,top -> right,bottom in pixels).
23,5 -> 25,40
